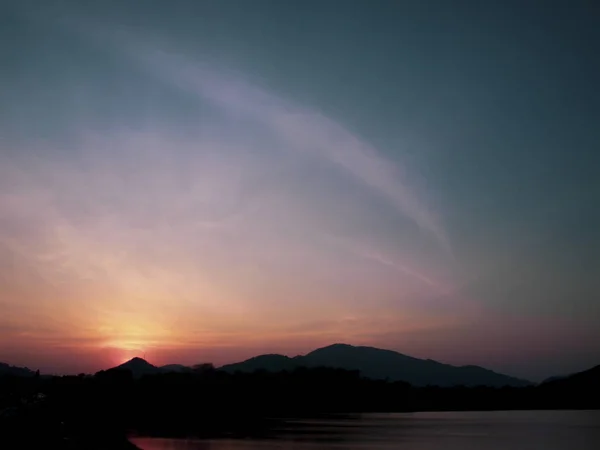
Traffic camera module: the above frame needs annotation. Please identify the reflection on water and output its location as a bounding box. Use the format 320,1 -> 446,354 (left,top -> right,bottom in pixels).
131,410 -> 600,449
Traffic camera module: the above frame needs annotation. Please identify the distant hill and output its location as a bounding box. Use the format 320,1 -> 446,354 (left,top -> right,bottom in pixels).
109,357 -> 160,378
541,364 -> 600,390
221,354 -> 300,373
220,343 -> 532,387
0,362 -> 36,377
538,364 -> 600,408
540,375 -> 567,384
106,359 -> 199,377
160,364 -> 193,373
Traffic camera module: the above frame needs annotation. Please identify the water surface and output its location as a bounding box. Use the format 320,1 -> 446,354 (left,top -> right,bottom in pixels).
131,410 -> 600,449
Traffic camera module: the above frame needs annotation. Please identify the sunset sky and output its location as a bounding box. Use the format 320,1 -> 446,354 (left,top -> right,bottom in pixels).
1,0 -> 598,381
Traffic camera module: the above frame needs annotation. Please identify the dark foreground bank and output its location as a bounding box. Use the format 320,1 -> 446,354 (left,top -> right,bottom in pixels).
1,365 -> 598,448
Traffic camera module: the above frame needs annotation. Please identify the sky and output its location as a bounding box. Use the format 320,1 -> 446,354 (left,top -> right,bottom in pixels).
0,0 -> 598,381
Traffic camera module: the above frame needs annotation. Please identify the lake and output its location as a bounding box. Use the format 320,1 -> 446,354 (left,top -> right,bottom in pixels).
130,410 -> 600,449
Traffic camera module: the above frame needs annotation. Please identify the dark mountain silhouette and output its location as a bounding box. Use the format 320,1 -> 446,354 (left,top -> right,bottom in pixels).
538,364 -> 600,409
541,364 -> 600,389
109,357 -> 160,378
160,364 -> 192,373
220,343 -> 531,387
109,358 -> 201,377
221,354 -> 300,373
0,362 -> 36,377
541,374 -> 567,384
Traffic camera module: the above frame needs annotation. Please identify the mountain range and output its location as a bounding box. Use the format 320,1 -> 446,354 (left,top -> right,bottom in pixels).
4,343 -> 599,389
218,343 -> 532,387
539,364 -> 600,390
103,343 -> 532,386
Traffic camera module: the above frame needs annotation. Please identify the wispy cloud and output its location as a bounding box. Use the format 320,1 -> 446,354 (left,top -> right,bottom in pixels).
358,249 -> 439,288
111,36 -> 451,254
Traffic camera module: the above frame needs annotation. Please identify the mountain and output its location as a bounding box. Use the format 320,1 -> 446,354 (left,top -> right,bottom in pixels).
160,364 -> 193,373
538,364 -> 600,408
0,362 -> 36,377
110,357 -> 160,378
302,344 -> 531,387
219,343 -> 532,387
221,354 -> 300,374
109,358 -> 198,377
541,364 -> 600,390
540,374 -> 567,384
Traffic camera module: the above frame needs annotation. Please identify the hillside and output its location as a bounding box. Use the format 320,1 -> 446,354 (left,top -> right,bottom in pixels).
221,354 -> 300,374
108,358 -> 160,378
220,343 -> 532,387
0,362 -> 36,377
160,364 -> 193,373
541,364 -> 600,390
